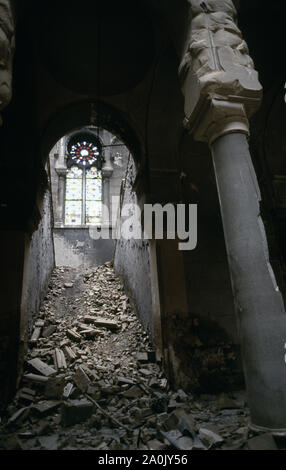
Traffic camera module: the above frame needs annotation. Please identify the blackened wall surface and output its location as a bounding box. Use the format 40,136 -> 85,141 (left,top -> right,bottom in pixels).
23,191 -> 55,332
114,158 -> 154,340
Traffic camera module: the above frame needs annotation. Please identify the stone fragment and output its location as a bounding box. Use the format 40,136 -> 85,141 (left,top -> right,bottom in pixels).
121,385 -> 143,398
18,391 -> 35,405
55,348 -> 67,369
44,376 -> 65,399
117,376 -> 136,385
63,382 -> 74,399
22,386 -> 36,397
27,358 -> 57,377
161,409 -> 195,433
82,367 -> 99,380
149,378 -> 160,388
176,410 -> 198,433
199,428 -> 224,448
134,407 -> 154,420
23,373 -> 49,384
18,431 -> 35,439
66,329 -> 82,342
81,329 -> 101,339
61,399 -> 94,426
31,401 -> 61,418
158,378 -> 168,389
38,434 -> 59,450
74,366 -> 91,392
177,436 -> 194,450
64,283 -> 74,288
35,320 -> 45,327
42,325 -> 57,338
83,316 -> 120,331
30,327 -> 42,345
64,345 -> 77,360
8,407 -> 30,426
247,433 -> 278,450
147,439 -> 166,450
138,368 -> 153,377
137,352 -> 149,363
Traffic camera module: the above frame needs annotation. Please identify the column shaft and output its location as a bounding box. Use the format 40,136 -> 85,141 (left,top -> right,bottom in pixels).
57,174 -> 66,225
211,133 -> 286,431
102,176 -> 111,226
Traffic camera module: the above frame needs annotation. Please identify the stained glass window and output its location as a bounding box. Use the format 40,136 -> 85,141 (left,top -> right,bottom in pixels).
69,141 -> 99,167
65,166 -> 83,225
86,168 -> 102,225
64,165 -> 102,225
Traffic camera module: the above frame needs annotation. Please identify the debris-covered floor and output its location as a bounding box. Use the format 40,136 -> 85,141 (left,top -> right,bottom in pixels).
0,263 -> 283,450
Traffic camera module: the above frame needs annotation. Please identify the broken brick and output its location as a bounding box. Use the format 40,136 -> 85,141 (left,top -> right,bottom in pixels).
31,401 -> 61,418
27,358 -> 57,377
60,399 -> 94,426
73,366 -> 91,392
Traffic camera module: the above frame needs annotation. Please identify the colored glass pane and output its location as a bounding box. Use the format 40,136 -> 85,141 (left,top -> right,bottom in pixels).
86,167 -> 102,179
69,141 -> 99,167
86,200 -> 102,225
67,166 -> 83,178
86,178 -> 102,200
64,165 -> 102,226
65,200 -> 82,225
66,178 -> 82,200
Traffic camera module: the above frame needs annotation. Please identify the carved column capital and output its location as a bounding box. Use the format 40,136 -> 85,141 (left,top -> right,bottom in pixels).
185,98 -> 249,145
102,167 -> 113,179
179,0 -> 263,144
55,167 -> 67,177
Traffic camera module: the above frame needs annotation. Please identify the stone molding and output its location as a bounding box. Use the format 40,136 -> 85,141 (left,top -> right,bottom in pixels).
179,0 -> 262,144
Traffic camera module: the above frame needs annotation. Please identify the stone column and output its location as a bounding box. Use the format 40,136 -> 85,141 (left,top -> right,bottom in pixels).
179,0 -> 286,431
55,168 -> 67,226
102,147 -> 113,228
55,137 -> 67,226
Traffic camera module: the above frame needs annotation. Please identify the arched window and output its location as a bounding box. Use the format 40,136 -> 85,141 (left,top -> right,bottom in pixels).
64,135 -> 102,225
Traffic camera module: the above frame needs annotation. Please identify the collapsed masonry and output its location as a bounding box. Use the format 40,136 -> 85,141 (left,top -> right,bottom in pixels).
0,263 -> 283,450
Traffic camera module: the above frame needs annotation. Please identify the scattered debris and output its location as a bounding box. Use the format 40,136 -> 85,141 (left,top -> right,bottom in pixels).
0,263 -> 271,450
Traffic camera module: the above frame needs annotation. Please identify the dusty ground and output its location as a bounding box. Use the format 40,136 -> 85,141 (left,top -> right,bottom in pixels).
0,263 -> 282,450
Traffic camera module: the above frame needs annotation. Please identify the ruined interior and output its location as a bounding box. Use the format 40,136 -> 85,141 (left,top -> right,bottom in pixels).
0,0 -> 286,451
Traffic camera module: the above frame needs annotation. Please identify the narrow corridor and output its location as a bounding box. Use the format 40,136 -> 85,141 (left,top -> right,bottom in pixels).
0,263 -> 282,450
